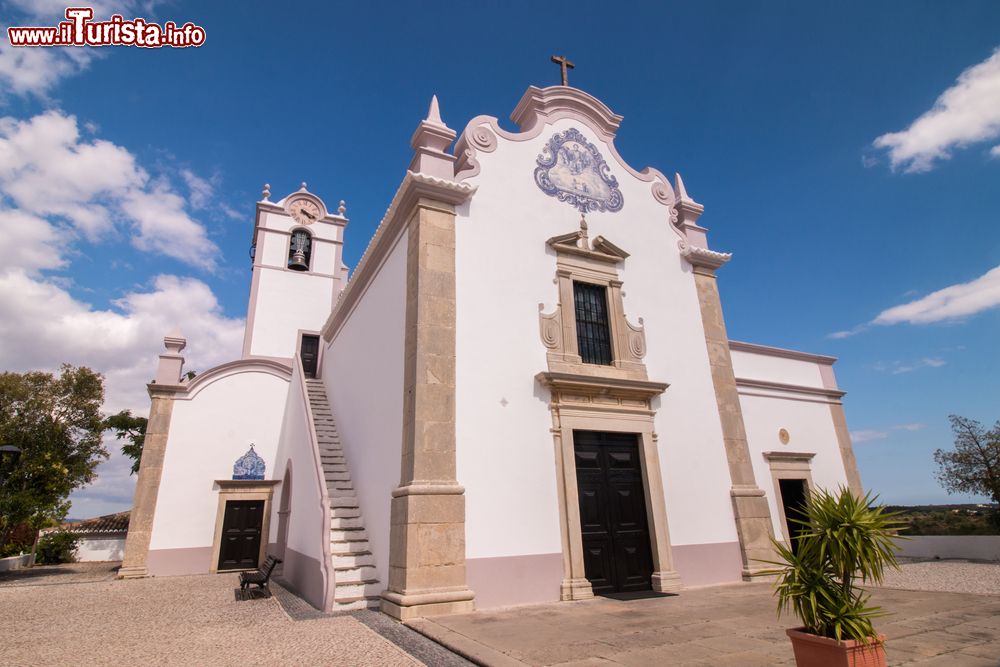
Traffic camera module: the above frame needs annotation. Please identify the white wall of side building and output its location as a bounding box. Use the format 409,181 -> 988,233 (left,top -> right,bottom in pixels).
75,536 -> 126,562
147,368 -> 289,575
322,231 -> 408,591
731,347 -> 852,542
454,116 -> 742,604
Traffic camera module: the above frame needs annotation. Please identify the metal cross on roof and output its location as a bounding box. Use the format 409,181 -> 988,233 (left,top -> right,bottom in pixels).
551,55 -> 575,86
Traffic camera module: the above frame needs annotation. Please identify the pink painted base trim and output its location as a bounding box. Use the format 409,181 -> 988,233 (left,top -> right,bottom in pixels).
147,547 -> 212,576
466,552 -> 563,609
671,541 -> 743,587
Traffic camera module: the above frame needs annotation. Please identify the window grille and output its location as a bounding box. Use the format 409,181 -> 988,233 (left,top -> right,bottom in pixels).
574,281 -> 613,365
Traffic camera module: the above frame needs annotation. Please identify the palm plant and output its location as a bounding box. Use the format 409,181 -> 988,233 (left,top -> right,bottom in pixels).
765,486 -> 905,643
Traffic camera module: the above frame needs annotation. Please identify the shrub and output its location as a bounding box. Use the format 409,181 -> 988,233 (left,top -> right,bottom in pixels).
764,487 -> 904,642
36,532 -> 79,564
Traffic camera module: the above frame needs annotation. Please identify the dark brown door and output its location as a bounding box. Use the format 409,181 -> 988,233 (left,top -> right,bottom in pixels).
300,334 -> 319,378
218,499 -> 264,571
574,431 -> 654,594
779,478 -> 809,554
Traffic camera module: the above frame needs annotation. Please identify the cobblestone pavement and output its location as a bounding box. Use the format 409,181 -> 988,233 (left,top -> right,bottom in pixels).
1,563 -> 442,666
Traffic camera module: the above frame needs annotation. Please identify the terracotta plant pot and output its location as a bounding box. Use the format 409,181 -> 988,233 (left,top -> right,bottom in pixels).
786,628 -> 887,667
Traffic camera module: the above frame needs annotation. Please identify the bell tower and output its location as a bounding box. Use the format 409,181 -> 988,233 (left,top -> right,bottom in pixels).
242,183 -> 349,360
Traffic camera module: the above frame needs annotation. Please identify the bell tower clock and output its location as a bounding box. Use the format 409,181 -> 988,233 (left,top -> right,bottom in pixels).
241,183 -> 349,360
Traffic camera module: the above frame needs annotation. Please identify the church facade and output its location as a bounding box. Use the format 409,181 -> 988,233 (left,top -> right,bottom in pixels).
118,84 -> 863,621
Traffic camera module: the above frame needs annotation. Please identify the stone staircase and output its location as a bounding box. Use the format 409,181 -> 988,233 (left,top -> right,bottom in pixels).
305,378 -> 381,610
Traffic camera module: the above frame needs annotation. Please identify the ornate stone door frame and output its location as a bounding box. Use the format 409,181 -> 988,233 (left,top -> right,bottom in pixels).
538,372 -> 681,600
210,479 -> 280,573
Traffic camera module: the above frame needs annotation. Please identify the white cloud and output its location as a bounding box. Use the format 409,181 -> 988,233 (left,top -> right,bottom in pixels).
0,110 -> 218,268
894,423 -> 927,432
872,358 -> 947,375
991,145 -> 1000,158
0,0 -> 163,100
873,265 -> 1000,325
181,169 -> 214,210
851,423 -> 927,444
851,430 -> 889,443
873,47 -> 1000,172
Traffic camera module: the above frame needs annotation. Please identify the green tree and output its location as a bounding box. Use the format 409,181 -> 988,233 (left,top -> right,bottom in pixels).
104,410 -> 147,475
0,365 -> 107,550
934,415 -> 1000,507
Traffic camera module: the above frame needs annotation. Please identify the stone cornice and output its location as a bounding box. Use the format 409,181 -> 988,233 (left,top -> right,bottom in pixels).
511,85 -> 623,140
735,377 -> 846,401
680,243 -> 732,271
763,451 -> 817,463
321,171 -> 476,343
729,340 -> 838,366
536,371 -> 668,401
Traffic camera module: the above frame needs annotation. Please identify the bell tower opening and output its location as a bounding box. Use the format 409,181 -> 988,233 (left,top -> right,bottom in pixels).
288,230 -> 312,271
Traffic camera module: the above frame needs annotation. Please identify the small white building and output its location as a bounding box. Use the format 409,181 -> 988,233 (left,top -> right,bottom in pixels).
119,84 -> 863,620
45,511 -> 130,562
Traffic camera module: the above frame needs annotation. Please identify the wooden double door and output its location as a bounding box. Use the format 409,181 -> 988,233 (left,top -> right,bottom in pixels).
218,500 -> 264,571
574,431 -> 654,594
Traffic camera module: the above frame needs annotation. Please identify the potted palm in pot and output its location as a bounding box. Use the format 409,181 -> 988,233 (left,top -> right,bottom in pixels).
764,486 -> 903,667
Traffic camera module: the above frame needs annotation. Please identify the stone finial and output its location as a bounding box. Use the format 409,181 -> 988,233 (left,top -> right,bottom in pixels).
673,172 -> 704,228
261,183 -> 271,201
409,95 -> 457,179
299,181 -> 308,191
426,95 -> 444,126
156,331 -> 187,385
338,200 -> 346,216
579,215 -> 588,246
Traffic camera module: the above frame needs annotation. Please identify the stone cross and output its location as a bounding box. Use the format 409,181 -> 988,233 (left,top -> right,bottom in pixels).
551,55 -> 575,86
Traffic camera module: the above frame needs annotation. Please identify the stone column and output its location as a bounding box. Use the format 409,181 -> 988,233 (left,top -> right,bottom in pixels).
118,335 -> 185,579
380,198 -> 475,620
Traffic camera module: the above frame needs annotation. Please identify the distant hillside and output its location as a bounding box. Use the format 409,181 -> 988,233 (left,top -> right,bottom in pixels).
885,503 -> 1000,536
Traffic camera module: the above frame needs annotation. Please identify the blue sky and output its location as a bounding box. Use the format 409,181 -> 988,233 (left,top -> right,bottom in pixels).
0,1 -> 998,516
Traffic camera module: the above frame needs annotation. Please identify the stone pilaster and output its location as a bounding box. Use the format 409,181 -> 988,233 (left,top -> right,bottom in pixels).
675,174 -> 775,580
119,335 -> 185,579
692,268 -> 777,578
829,403 -> 864,497
380,198 -> 475,620
118,390 -> 176,578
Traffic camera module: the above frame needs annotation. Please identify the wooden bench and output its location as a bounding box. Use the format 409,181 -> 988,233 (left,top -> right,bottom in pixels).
239,555 -> 281,599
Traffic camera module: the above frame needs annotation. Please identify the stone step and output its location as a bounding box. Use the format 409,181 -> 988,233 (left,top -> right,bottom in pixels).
329,496 -> 359,508
331,540 -> 371,556
333,597 -> 381,611
335,581 -> 382,600
327,487 -> 356,499
335,564 -> 378,580
330,528 -> 368,542
334,552 -> 375,568
330,516 -> 364,530
331,507 -> 361,519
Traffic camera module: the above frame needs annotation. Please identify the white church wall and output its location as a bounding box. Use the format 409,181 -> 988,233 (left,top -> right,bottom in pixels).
322,231 -> 408,591
455,117 -> 742,603
146,369 -> 288,575
248,269 -> 336,358
731,347 -> 851,541
270,362 -> 331,610
741,393 -> 851,540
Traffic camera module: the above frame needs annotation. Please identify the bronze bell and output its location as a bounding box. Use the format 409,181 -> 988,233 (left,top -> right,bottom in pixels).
288,232 -> 310,271
288,248 -> 308,271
